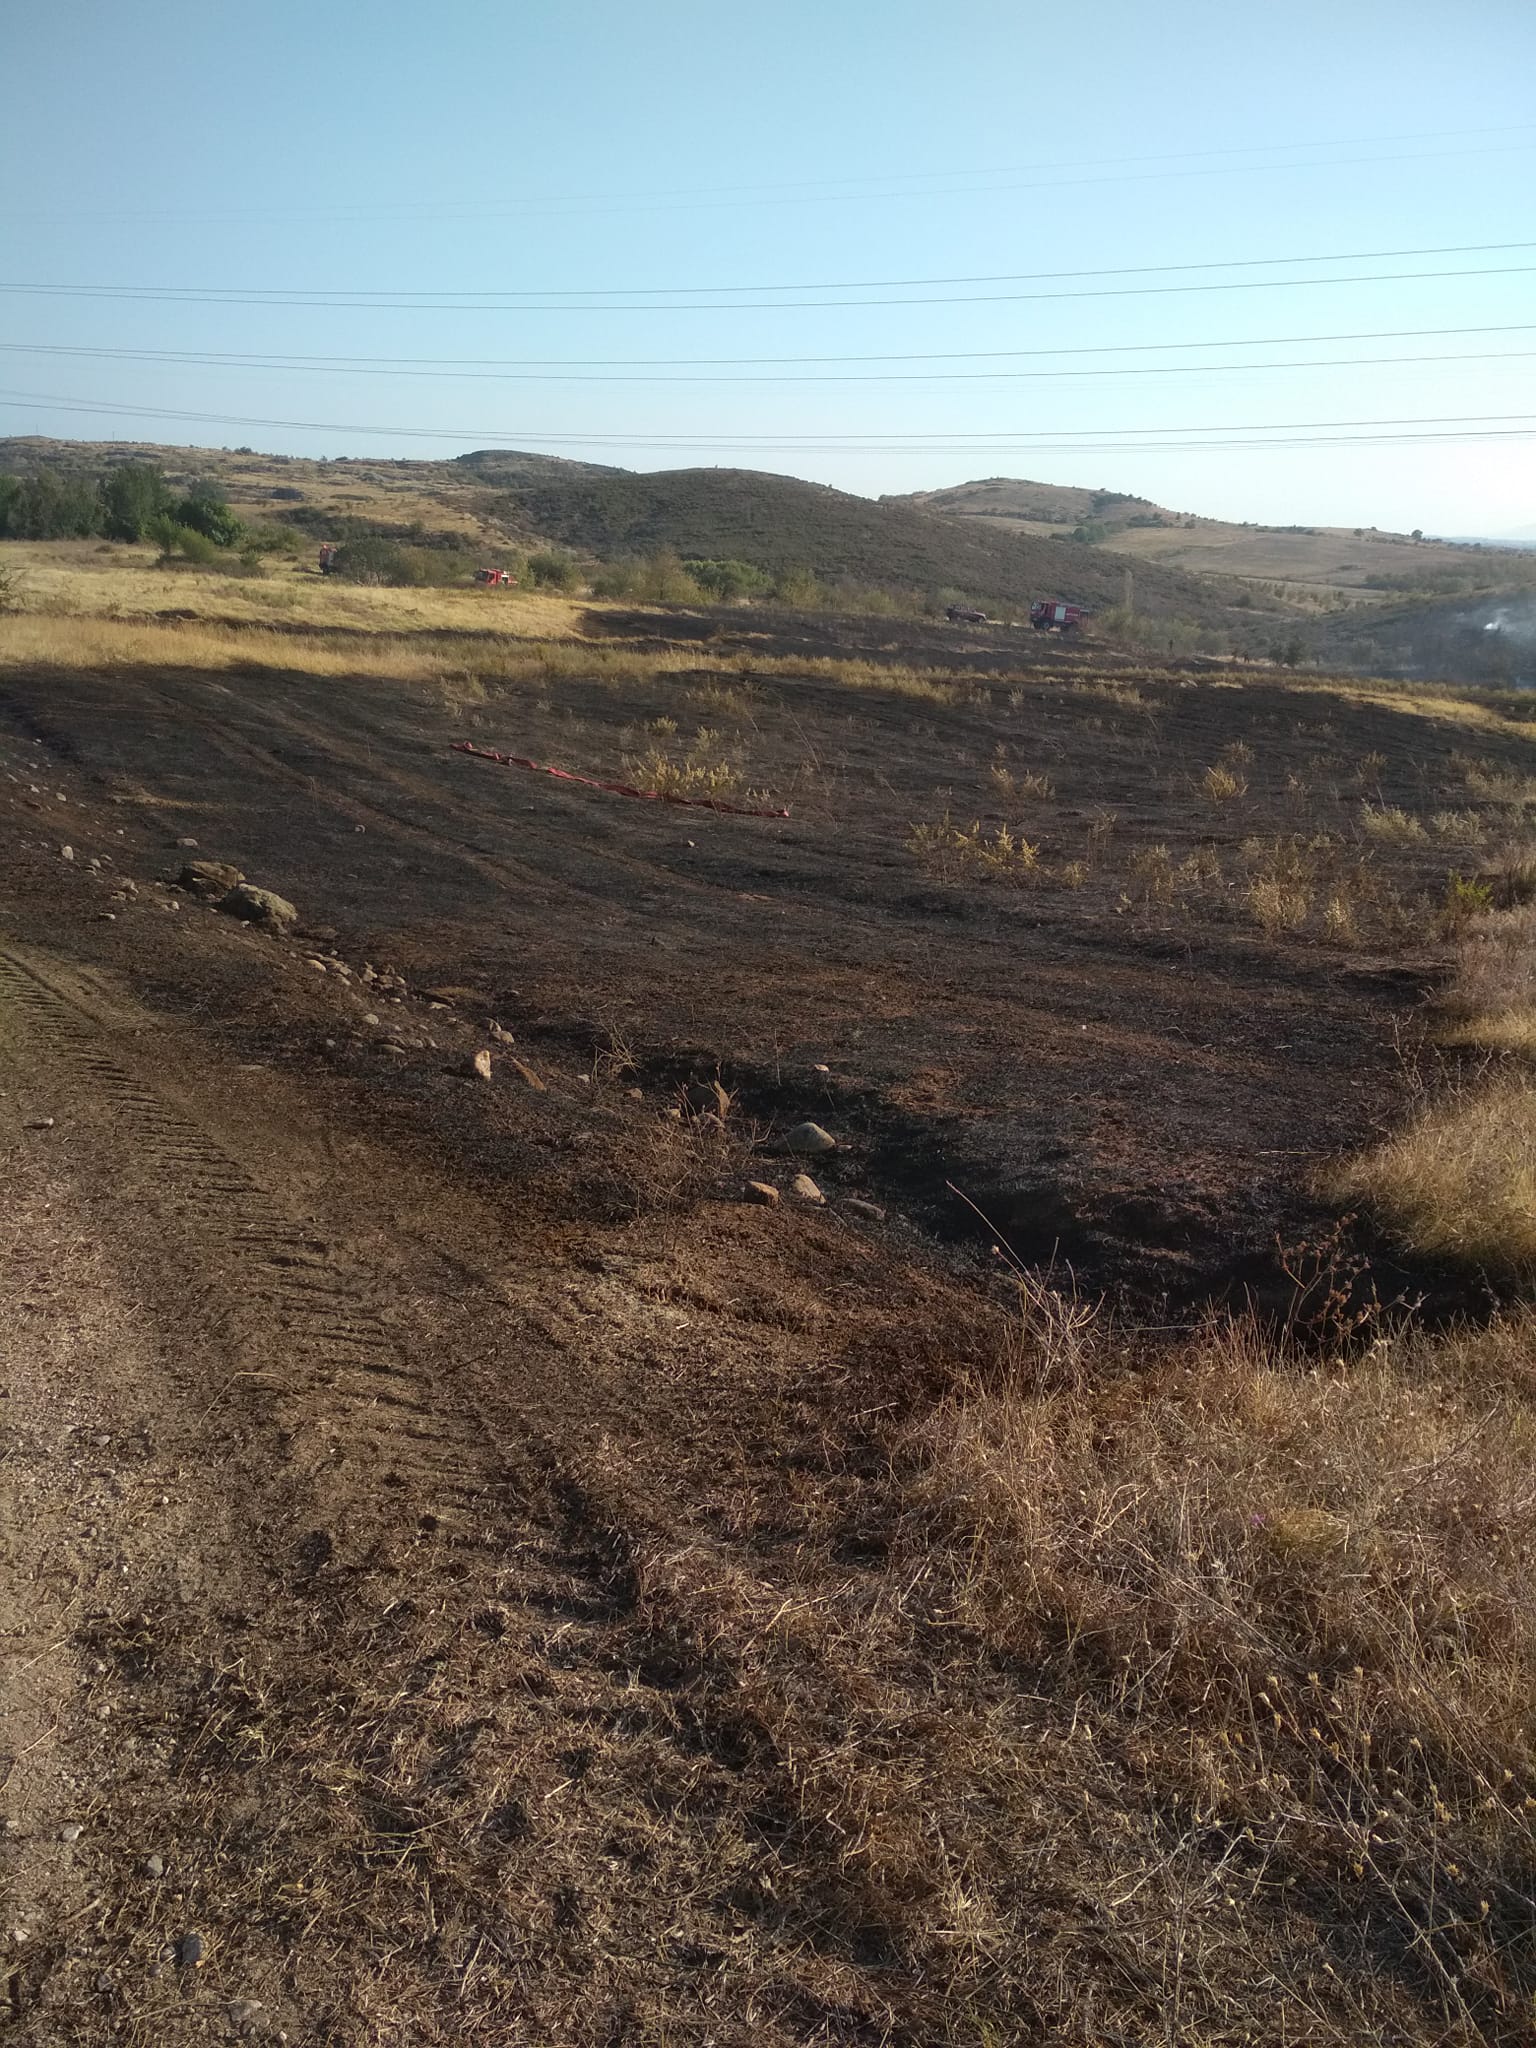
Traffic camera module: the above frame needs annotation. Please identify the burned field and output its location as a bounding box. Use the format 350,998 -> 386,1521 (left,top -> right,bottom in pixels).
3,607 -> 1536,2046
0,616 -> 1516,1307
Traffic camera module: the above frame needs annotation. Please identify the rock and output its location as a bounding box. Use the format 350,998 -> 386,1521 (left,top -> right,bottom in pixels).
59,1822 -> 83,1842
468,1049 -> 493,1082
509,1057 -> 547,1092
142,1853 -> 164,1879
489,1022 -> 516,1046
174,836 -> 199,849
783,1121 -> 836,1156
744,1181 -> 780,1206
179,860 -> 244,897
846,1198 -> 886,1222
59,844 -> 74,862
790,1174 -> 825,1204
176,1931 -> 206,1969
362,1012 -> 380,1027
217,884 -> 298,932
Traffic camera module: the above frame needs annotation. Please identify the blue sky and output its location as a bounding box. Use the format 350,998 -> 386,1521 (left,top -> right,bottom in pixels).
3,0 -> 1534,532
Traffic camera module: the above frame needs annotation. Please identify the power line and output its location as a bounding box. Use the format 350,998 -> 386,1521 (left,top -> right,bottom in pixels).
3,388 -> 1534,455
5,123 -> 1531,224
4,260 -> 1533,316
4,237 -> 1532,305
4,337 -> 1532,386
1,319 -> 1526,371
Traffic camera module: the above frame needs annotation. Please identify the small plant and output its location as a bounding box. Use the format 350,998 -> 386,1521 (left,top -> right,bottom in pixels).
1322,893 -> 1356,942
1127,844 -> 1176,905
1440,871 -> 1495,934
623,727 -> 744,801
908,814 -> 1040,878
1060,860 -> 1087,889
1430,809 -> 1482,840
1203,763 -> 1248,802
0,564 -> 21,614
1248,875 -> 1310,934
1360,802 -> 1427,843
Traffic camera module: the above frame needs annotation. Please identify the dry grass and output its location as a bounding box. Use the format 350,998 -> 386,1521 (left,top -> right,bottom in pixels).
1203,762 -> 1248,802
884,1282 -> 1536,2040
1329,1076 -> 1536,1280
621,727 -> 745,801
1361,802 -> 1428,844
908,814 -> 1041,878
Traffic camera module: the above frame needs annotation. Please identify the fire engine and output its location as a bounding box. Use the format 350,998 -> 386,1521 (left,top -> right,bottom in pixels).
1029,600 -> 1089,633
475,568 -> 518,587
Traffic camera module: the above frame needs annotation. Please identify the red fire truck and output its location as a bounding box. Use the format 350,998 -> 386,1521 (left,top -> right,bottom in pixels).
1029,600 -> 1089,633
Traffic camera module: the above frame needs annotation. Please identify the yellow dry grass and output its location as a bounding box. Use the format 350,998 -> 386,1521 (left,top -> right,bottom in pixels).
1329,1076 -> 1536,1279
1,541 -> 589,639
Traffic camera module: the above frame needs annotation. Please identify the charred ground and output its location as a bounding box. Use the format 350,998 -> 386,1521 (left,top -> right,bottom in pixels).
2,584 -> 1535,2045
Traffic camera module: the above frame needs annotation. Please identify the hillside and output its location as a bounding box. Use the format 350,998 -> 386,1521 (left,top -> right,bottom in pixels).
0,437 -> 1273,629
892,475 -> 1536,603
490,461 -> 1247,621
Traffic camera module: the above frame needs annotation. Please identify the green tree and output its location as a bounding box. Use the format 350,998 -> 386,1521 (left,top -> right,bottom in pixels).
9,470 -> 101,539
98,462 -> 171,541
173,480 -> 243,547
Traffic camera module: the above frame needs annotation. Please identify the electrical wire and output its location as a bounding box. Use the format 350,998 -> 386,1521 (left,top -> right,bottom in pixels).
3,388 -> 1533,455
4,317 -> 1529,370
4,122 -> 1531,223
4,237 -> 1534,308
3,338 -> 1532,385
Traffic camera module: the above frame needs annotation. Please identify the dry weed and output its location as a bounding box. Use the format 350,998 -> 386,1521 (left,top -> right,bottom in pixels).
1328,1074 -> 1536,1279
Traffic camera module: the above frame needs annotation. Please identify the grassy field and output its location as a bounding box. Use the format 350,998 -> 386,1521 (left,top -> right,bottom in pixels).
4,540 -> 1536,2042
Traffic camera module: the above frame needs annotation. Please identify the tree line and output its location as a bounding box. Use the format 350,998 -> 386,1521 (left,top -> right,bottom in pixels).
0,461 -> 249,556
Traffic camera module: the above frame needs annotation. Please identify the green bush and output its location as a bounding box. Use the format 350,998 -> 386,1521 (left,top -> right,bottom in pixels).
526,550 -> 582,591
149,516 -> 222,565
99,462 -> 172,541
173,482 -> 243,548
684,557 -> 771,601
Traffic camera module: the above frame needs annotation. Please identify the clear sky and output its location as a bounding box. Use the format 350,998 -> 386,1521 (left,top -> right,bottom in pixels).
3,1 -> 1534,533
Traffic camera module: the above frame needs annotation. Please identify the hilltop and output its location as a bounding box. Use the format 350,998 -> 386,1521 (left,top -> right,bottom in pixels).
890,474 -> 1536,604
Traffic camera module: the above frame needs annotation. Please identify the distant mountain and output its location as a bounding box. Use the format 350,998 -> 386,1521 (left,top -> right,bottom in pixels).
492,463 -> 1239,621
890,477 -> 1177,532
886,476 -> 1536,597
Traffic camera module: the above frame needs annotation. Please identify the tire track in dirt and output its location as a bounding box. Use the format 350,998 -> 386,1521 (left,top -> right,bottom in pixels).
0,943 -> 497,1541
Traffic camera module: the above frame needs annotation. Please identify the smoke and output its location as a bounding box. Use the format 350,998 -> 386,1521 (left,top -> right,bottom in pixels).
1481,600 -> 1536,648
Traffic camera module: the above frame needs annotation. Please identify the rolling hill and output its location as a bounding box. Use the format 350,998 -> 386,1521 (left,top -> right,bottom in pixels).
887,475 -> 1536,603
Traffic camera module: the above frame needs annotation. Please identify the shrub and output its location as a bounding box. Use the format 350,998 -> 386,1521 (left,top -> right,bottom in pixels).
173,481 -> 243,547
526,551 -> 582,592
684,557 -> 770,602
98,462 -> 172,541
